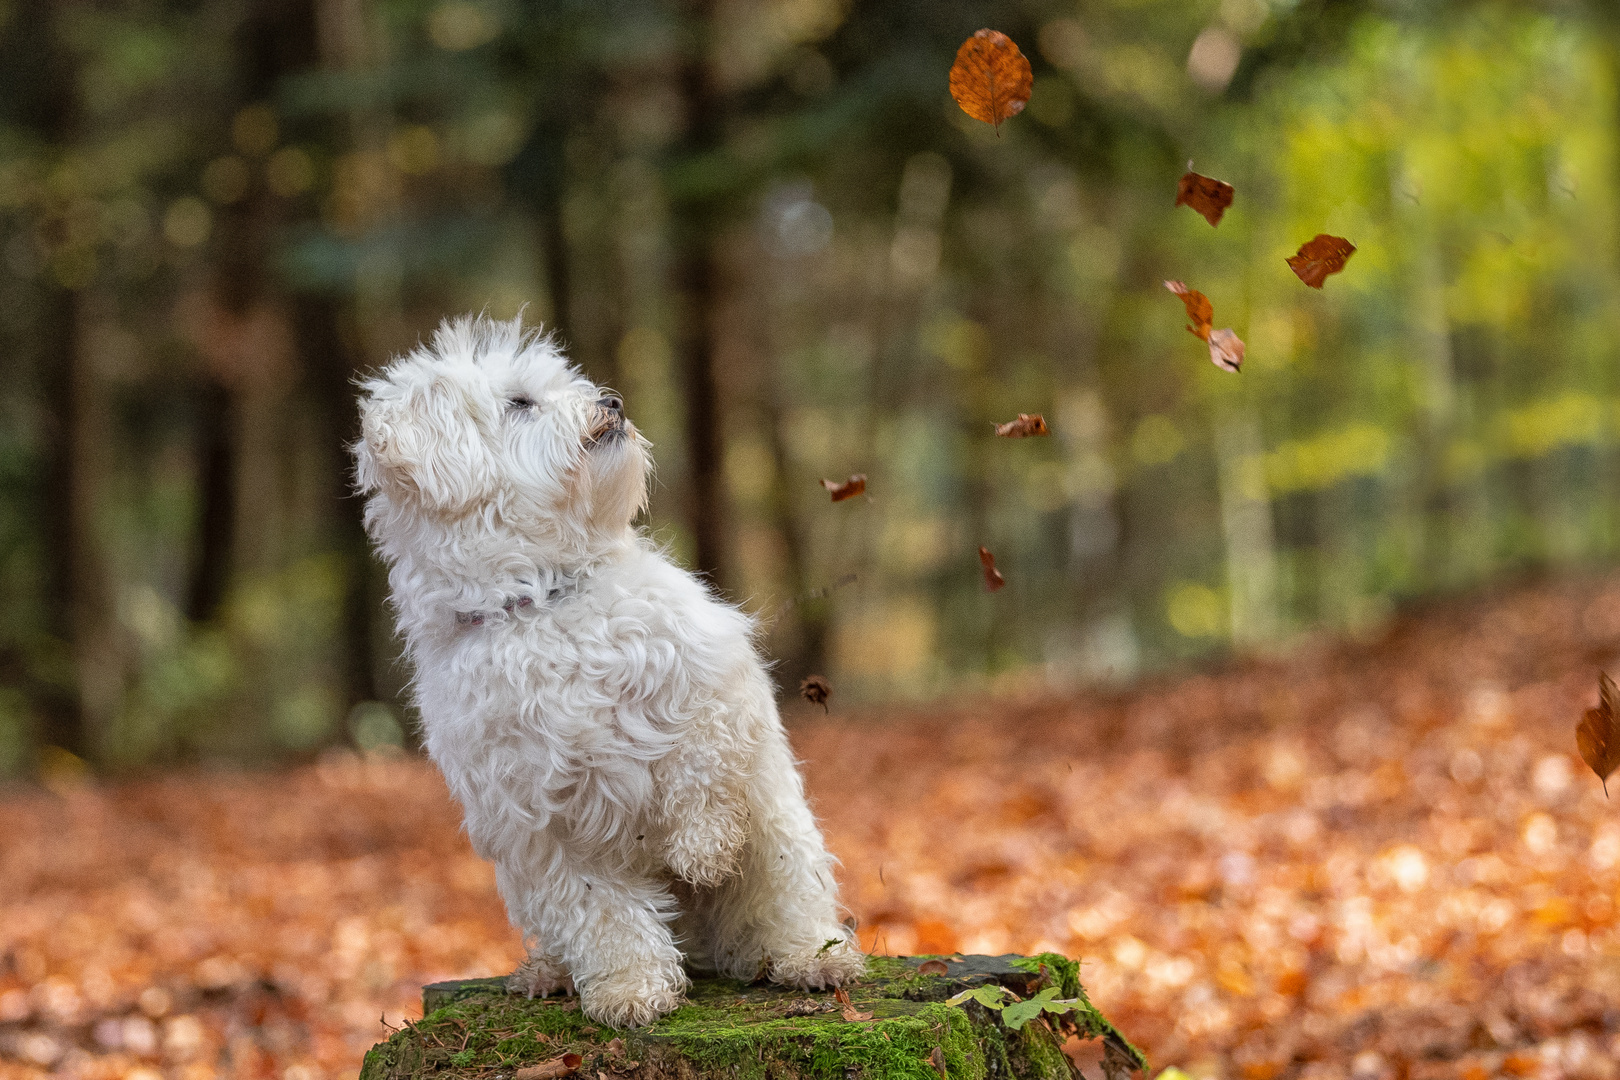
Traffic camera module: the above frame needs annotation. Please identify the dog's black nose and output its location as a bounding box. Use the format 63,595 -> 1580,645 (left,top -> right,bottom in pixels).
599,395 -> 624,414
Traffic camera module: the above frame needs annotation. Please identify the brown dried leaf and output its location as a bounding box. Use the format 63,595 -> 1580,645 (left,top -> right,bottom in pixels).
930,1045 -> 948,1078
1101,1038 -> 1141,1080
515,1053 -> 583,1080
1287,234 -> 1356,288
1176,168 -> 1235,227
834,987 -> 873,1022
800,675 -> 831,713
993,414 -> 1050,438
1163,280 -> 1214,341
978,546 -> 1006,592
1207,328 -> 1245,374
917,959 -> 949,976
948,30 -> 1033,131
1577,671 -> 1620,795
821,474 -> 867,502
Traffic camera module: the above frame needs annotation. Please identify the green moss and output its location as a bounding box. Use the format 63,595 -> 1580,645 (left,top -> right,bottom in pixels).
362,954 -> 1138,1080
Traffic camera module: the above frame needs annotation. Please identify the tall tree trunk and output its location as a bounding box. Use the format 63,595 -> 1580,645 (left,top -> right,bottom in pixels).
296,296 -> 378,711
15,0 -> 93,755
670,2 -> 728,589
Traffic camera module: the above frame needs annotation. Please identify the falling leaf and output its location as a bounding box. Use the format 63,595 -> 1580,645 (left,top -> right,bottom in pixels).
1207,327 -> 1245,374
800,675 -> 831,713
929,1045 -> 948,1078
948,30 -> 1033,131
1163,281 -> 1214,341
1165,282 -> 1243,372
1176,167 -> 1235,227
918,959 -> 949,976
993,414 -> 1050,438
1287,234 -> 1356,288
978,547 -> 1005,592
514,1053 -> 582,1080
834,987 -> 873,1022
1577,671 -> 1620,795
821,475 -> 866,502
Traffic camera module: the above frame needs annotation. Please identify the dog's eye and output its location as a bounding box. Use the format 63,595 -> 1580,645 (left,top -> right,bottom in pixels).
506,395 -> 536,411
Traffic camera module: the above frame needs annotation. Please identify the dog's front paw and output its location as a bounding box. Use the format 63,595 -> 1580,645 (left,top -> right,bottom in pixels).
506,953 -> 574,999
769,940 -> 867,991
661,810 -> 747,888
580,970 -> 686,1028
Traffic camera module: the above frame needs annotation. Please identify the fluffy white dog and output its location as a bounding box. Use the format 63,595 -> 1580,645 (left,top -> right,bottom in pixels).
353,316 -> 865,1027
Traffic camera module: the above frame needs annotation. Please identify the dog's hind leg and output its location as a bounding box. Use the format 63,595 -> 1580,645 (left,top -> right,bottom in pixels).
506,948 -> 573,998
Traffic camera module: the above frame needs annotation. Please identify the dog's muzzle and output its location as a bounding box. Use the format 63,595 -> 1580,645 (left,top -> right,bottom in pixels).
587,395 -> 628,444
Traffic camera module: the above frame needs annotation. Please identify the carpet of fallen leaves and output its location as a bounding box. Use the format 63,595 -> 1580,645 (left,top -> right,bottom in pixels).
6,574 -> 1620,1080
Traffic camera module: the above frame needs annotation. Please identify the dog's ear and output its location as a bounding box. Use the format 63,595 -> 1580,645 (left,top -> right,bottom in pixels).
357,376 -> 496,514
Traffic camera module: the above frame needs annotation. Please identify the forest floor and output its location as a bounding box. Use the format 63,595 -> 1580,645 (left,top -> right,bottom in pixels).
4,573 -> 1620,1080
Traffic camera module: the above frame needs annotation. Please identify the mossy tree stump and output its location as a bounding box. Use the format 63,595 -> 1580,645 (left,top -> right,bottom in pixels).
360,953 -> 1144,1080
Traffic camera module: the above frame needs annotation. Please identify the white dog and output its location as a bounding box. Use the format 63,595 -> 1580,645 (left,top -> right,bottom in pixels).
353,315 -> 864,1027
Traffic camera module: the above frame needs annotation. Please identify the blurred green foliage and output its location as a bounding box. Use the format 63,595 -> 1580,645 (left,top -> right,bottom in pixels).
0,0 -> 1615,774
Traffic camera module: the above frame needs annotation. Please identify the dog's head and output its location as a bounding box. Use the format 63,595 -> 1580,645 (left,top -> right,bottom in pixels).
354,316 -> 650,550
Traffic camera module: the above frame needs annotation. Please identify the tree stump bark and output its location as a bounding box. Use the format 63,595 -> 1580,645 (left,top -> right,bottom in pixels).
359,953 -> 1144,1080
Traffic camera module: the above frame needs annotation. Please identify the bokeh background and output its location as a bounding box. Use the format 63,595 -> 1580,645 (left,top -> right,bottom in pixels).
2,0 -> 1619,773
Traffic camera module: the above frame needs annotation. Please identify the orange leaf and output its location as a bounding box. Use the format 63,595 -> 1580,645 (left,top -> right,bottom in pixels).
820,474 -> 866,502
978,546 -> 1006,592
948,30 -> 1033,131
514,1053 -> 582,1080
1577,671 -> 1620,795
1176,168 -> 1234,227
1287,234 -> 1356,288
834,987 -> 873,1022
993,413 -> 1049,438
1164,280 -> 1213,341
1207,328 -> 1245,374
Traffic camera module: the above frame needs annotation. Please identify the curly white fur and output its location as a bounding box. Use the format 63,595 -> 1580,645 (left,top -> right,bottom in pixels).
354,315 -> 864,1027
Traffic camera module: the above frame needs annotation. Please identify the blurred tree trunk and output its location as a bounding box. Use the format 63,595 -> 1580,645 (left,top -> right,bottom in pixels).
1215,404 -> 1280,646
296,297 -> 378,711
669,0 -> 728,590
10,0 -> 94,755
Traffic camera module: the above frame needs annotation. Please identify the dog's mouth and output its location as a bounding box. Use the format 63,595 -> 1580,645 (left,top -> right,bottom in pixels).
586,413 -> 630,447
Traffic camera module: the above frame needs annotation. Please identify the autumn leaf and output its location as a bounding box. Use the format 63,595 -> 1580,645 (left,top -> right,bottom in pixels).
800,675 -> 831,712
1164,280 -> 1213,341
994,414 -> 1049,438
1165,282 -> 1243,372
948,30 -> 1033,132
979,546 -> 1006,592
1101,1038 -> 1142,1080
917,959 -> 949,976
821,474 -> 866,502
1577,671 -> 1620,795
930,1045 -> 948,1078
834,987 -> 873,1022
1176,167 -> 1234,227
514,1053 -> 582,1080
1207,328 -> 1245,374
1287,234 -> 1356,288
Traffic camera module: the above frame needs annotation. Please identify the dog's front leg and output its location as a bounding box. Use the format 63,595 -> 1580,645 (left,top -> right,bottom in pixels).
498,855 -> 688,1028
652,707 -> 751,888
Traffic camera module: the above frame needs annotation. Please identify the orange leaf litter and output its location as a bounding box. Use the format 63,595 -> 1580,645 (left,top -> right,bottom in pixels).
7,575 -> 1620,1079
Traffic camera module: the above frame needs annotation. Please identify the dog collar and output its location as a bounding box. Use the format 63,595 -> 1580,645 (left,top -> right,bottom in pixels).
453,581 -> 573,628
